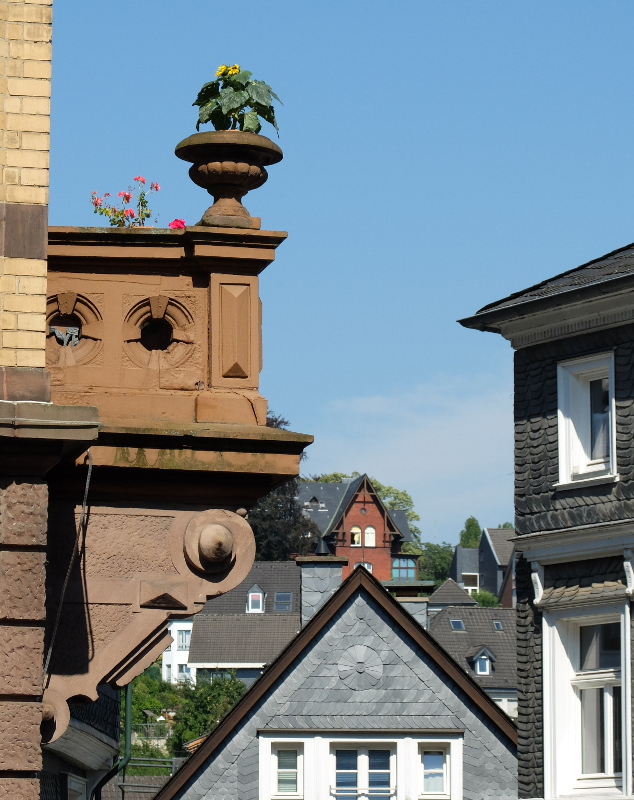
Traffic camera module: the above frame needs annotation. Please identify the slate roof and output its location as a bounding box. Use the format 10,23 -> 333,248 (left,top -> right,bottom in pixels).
199,561 -> 300,615
484,528 -> 515,567
539,581 -> 627,609
155,568 -> 516,800
428,578 -> 478,606
188,614 -> 301,664
297,476 -> 412,542
429,607 -> 516,690
459,241 -> 634,330
540,554 -> 628,608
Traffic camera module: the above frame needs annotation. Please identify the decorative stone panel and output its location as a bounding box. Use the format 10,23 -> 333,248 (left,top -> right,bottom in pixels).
0,550 -> 45,620
0,478 -> 47,545
0,778 -> 41,800
0,625 -> 43,694
0,701 -> 42,770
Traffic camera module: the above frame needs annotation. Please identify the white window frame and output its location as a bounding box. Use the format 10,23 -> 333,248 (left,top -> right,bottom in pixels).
270,744 -> 304,799
177,629 -> 191,651
556,353 -> 618,489
419,745 -> 451,799
248,591 -> 265,613
354,562 -> 373,573
364,527 -> 376,548
474,656 -> 490,676
350,527 -> 362,547
460,574 -> 479,595
543,602 -> 631,798
259,733 -> 462,800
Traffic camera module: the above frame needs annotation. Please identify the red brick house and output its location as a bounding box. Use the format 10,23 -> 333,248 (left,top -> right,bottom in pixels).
298,475 -> 419,583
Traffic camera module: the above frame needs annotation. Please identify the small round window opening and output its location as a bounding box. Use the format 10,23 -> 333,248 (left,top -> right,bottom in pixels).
140,318 -> 173,351
49,313 -> 81,347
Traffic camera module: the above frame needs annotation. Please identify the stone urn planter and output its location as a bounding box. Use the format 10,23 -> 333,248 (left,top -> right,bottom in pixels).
175,130 -> 283,228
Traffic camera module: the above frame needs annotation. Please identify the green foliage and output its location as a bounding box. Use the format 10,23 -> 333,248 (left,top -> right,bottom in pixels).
126,741 -> 172,775
497,522 -> 514,529
460,516 -> 482,549
91,177 -> 159,228
308,472 -> 422,544
169,675 -> 246,754
125,667 -> 181,728
193,64 -> 281,134
416,541 -> 454,589
472,590 -> 500,607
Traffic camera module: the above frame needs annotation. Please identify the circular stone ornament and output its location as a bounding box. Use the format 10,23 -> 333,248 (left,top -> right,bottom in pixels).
338,645 -> 384,689
184,509 -> 252,574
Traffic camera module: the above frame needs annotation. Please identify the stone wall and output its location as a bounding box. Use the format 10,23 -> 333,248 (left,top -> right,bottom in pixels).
0,0 -> 51,372
514,324 -> 634,535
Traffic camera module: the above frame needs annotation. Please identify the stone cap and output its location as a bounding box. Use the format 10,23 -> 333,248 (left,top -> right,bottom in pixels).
0,401 -> 99,440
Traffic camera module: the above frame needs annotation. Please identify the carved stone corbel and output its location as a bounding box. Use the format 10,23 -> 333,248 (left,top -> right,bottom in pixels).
623,549 -> 634,596
531,561 -> 545,605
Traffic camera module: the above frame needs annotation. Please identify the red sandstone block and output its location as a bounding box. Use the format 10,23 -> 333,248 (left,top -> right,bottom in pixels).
0,701 -> 42,770
0,625 -> 43,693
0,550 -> 45,619
0,778 -> 40,800
0,479 -> 47,545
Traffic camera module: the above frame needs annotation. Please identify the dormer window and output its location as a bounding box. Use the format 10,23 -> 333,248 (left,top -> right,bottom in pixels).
475,655 -> 490,675
350,526 -> 362,546
247,584 -> 265,613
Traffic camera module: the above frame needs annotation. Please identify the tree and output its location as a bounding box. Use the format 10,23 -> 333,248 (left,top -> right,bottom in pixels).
248,412 -> 320,560
407,541 -> 453,589
125,663 -> 181,728
472,590 -> 499,607
169,674 -> 246,754
497,522 -> 514,529
460,516 -> 482,549
308,471 -> 422,543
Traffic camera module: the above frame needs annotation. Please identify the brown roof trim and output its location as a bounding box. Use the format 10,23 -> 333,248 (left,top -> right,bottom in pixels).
294,556 -> 349,564
154,568 -> 517,800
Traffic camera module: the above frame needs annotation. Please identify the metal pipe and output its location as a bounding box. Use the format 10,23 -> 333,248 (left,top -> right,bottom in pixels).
91,680 -> 133,799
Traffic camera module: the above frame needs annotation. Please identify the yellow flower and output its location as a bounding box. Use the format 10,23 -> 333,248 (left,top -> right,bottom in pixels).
215,64 -> 228,77
227,64 -> 240,76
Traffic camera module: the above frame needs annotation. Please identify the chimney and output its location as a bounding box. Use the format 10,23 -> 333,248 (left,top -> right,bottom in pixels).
296,555 -> 348,626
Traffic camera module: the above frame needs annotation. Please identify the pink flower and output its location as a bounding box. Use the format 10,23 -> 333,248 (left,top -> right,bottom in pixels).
124,209 -> 136,218
118,191 -> 132,203
169,219 -> 186,229
92,197 -> 103,207
104,192 -> 111,198
150,182 -> 160,191
134,176 -> 146,185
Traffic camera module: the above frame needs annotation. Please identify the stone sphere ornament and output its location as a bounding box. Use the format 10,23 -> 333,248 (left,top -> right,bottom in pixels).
338,645 -> 384,690
184,509 -> 252,573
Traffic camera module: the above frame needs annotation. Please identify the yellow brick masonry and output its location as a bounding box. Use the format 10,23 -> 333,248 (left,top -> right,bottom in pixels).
0,0 -> 51,370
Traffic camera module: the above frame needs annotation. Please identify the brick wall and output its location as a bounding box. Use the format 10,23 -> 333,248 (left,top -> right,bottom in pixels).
0,0 -> 51,371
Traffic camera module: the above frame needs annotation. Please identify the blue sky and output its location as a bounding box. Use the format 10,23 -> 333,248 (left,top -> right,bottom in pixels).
51,2 -> 634,543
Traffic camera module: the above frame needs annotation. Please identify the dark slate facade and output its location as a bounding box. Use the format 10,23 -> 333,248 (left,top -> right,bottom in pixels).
461,241 -> 634,800
155,570 -> 517,800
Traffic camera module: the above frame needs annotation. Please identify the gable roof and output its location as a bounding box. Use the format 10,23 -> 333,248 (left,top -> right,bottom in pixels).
198,561 -> 300,615
429,607 -> 516,691
155,569 -> 516,799
188,614 -> 301,664
428,578 -> 478,606
483,528 -> 515,568
458,241 -> 634,332
298,475 -> 412,542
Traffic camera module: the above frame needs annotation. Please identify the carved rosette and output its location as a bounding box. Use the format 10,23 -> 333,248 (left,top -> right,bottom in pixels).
338,645 -> 384,690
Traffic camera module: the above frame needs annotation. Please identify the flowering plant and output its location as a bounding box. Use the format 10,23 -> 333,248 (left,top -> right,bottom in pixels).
193,64 -> 281,135
91,176 -> 160,227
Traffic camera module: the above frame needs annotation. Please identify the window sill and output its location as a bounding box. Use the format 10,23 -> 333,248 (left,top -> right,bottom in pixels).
554,474 -> 619,491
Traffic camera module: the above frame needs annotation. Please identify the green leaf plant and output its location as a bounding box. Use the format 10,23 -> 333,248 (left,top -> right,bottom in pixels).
193,64 -> 281,135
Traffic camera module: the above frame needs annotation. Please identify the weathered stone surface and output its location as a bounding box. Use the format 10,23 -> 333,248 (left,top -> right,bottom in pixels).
0,478 -> 47,545
0,550 -> 45,620
0,701 -> 42,770
0,625 -> 43,694
0,778 -> 40,800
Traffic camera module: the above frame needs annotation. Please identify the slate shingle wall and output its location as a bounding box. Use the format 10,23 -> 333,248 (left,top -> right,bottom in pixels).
175,592 -> 517,800
516,556 -> 542,799
514,324 -> 634,535
300,563 -> 342,626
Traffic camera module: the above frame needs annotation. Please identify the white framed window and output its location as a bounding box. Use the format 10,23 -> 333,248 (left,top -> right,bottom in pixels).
66,775 -> 87,800
259,733 -> 462,800
247,585 -> 265,613
420,747 -> 450,797
271,745 -> 303,798
165,663 -> 171,681
177,664 -> 191,679
557,353 -> 618,488
475,656 -> 490,676
450,619 -> 465,631
177,629 -> 191,651
364,526 -> 376,547
350,527 -> 362,547
493,621 -> 503,631
460,574 -> 479,595
543,603 -> 631,798
354,562 -> 373,573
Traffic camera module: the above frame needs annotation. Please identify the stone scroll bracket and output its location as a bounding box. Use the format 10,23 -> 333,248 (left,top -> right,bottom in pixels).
42,507 -> 256,744
531,561 -> 545,606
624,549 -> 634,596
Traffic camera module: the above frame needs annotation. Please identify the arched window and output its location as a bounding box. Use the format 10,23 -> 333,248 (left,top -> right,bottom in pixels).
391,557 -> 417,580
364,526 -> 376,547
350,526 -> 362,546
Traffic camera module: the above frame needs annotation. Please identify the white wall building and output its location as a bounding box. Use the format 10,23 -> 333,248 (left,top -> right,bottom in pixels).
162,619 -> 194,683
